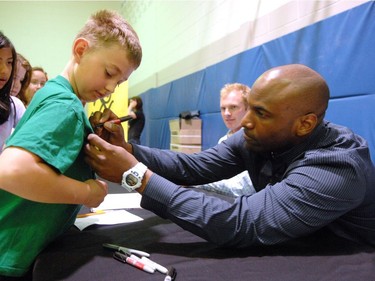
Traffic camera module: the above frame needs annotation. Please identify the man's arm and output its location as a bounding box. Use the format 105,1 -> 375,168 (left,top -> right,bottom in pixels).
140,159 -> 365,248
88,108 -> 246,185
85,133 -> 365,248
131,135 -> 246,185
0,147 -> 107,207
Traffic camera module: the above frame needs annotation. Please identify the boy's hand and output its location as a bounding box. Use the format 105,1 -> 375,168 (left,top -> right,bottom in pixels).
83,179 -> 108,208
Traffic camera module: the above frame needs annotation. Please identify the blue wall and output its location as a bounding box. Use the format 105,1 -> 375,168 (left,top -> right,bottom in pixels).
140,2 -> 375,162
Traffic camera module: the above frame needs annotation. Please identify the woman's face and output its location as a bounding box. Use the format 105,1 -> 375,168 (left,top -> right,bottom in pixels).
0,47 -> 13,91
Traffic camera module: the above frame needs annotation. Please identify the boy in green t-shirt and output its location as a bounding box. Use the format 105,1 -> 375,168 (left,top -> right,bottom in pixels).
0,10 -> 142,278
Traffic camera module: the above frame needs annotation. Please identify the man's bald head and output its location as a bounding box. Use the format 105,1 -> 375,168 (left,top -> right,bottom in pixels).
242,64 -> 330,153
254,64 -> 330,122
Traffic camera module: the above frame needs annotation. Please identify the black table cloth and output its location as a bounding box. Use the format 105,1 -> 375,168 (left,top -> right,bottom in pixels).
33,183 -> 375,281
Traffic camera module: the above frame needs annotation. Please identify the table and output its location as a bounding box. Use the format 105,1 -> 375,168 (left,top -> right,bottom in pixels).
33,183 -> 375,281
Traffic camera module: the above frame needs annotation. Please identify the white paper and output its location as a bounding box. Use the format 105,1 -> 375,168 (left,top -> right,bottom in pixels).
74,210 -> 143,231
92,193 -> 142,211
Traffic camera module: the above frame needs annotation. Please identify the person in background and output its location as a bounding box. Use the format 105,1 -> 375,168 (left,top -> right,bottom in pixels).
21,66 -> 48,107
0,9 -> 142,279
219,83 -> 250,143
194,83 -> 255,197
127,95 -> 145,144
85,64 -> 375,249
0,32 -> 26,153
10,53 -> 32,99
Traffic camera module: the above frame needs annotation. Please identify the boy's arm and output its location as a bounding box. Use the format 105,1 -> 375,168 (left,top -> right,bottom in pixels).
0,147 -> 107,207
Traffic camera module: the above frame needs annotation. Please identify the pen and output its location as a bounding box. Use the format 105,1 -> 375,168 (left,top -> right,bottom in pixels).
113,252 -> 155,274
164,266 -> 177,281
76,210 -> 106,218
103,243 -> 150,257
95,115 -> 133,128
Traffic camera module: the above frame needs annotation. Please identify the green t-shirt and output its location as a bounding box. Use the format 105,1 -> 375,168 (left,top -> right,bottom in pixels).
0,75 -> 94,277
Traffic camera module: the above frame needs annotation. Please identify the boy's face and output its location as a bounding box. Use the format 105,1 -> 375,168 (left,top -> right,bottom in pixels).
72,42 -> 135,103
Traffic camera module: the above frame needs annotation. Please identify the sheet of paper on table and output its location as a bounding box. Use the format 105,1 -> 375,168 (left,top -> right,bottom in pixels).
74,193 -> 143,231
92,193 -> 142,211
74,210 -> 143,231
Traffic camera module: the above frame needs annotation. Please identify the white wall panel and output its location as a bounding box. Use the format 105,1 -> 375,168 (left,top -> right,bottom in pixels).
121,0 -> 368,96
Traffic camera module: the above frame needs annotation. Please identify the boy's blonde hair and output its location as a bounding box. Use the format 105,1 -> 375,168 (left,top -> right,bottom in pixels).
75,9 -> 142,69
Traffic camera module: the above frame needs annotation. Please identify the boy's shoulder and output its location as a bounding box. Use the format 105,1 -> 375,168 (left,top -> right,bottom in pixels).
32,75 -> 77,104
43,75 -> 72,92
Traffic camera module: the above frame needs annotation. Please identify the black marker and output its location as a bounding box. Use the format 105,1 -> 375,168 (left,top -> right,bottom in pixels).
95,115 -> 133,128
164,266 -> 177,281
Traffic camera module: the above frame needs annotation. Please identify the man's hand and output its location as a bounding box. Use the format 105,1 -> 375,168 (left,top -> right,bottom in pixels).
90,109 -> 127,149
83,179 -> 108,208
84,134 -> 138,183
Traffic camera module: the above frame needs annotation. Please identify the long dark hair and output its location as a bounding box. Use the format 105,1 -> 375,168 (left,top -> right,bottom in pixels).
0,31 -> 17,125
129,96 -> 143,111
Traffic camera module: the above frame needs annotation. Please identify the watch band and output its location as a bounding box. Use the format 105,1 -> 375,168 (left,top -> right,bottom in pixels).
121,162 -> 148,192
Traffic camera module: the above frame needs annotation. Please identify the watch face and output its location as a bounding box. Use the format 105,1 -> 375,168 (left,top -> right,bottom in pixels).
126,174 -> 138,186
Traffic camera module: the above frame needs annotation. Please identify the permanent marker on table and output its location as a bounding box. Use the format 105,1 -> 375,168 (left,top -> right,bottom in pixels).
95,115 -> 133,128
113,252 -> 155,274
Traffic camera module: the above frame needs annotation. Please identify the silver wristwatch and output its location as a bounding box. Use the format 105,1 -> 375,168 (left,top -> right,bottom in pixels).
121,162 -> 148,192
